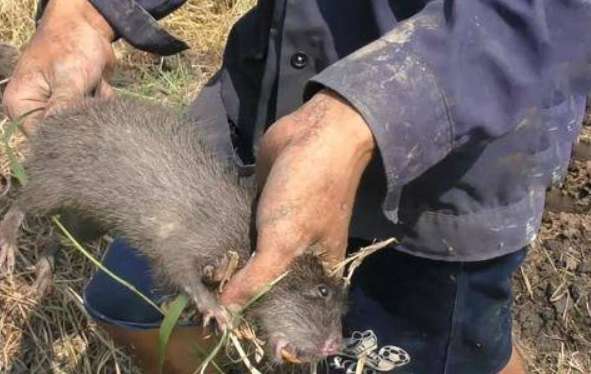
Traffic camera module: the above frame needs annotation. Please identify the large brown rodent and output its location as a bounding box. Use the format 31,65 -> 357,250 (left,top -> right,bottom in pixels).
0,97 -> 345,364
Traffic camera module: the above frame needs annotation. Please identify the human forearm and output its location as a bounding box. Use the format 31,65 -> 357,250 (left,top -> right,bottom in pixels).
308,0 -> 591,199
221,90 -> 375,309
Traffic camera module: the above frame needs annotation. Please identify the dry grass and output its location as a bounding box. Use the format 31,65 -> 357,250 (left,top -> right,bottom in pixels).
0,204 -> 139,373
162,0 -> 254,58
111,0 -> 255,107
514,211 -> 591,374
0,0 -> 37,46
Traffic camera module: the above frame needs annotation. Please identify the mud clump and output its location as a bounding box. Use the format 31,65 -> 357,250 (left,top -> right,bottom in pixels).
514,212 -> 591,371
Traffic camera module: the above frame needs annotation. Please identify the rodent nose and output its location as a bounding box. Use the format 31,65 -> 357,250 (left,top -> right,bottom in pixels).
321,336 -> 342,356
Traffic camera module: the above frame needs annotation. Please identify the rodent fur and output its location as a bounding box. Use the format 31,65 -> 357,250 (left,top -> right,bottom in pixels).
0,97 -> 345,364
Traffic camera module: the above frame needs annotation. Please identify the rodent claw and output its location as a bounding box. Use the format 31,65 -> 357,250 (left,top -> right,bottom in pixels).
217,251 -> 241,292
0,175 -> 11,198
0,237 -> 16,275
0,207 -> 24,276
275,339 -> 303,364
281,349 -> 303,364
202,307 -> 230,333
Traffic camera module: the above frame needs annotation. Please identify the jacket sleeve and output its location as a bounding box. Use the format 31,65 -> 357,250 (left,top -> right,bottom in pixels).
306,0 -> 591,200
37,0 -> 189,55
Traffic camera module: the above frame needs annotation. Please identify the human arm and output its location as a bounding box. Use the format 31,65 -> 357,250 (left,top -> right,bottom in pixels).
221,89 -> 375,309
221,0 -> 591,308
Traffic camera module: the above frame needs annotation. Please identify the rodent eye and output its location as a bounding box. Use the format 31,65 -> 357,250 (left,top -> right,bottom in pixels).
317,285 -> 330,298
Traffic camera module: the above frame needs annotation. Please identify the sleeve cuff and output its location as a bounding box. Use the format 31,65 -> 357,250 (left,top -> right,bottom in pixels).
305,40 -> 454,194
88,0 -> 188,55
36,0 -> 188,55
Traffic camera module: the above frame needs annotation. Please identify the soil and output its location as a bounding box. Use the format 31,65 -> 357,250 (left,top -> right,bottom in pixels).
513,113 -> 591,373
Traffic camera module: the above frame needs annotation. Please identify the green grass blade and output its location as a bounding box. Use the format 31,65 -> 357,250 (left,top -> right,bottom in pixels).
1,118 -> 26,185
4,144 -> 27,185
3,106 -> 42,140
195,328 -> 228,374
190,343 -> 226,374
159,294 -> 189,371
53,216 -> 227,372
51,216 -> 164,315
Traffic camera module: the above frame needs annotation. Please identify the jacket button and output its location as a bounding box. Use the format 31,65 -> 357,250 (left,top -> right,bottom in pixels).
290,52 -> 308,69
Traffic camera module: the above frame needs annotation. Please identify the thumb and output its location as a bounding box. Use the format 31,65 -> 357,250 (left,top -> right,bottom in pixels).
44,76 -> 87,118
220,187 -> 315,311
46,77 -> 114,117
44,55 -> 111,117
219,251 -> 289,312
219,258 -> 262,313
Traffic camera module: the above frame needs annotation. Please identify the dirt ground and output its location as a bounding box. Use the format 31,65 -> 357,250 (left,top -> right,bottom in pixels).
1,2 -> 591,373
512,115 -> 591,373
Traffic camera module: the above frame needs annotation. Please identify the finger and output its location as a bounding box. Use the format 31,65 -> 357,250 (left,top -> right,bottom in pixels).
219,252 -> 290,312
45,55 -> 107,117
44,77 -> 87,118
94,78 -> 114,99
220,229 -> 305,311
2,71 -> 49,134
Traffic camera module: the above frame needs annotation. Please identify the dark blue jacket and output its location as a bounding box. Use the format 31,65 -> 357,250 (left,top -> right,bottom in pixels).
48,0 -> 591,261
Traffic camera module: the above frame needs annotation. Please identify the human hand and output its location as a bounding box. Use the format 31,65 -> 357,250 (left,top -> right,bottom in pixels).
2,0 -> 116,134
221,89 -> 375,311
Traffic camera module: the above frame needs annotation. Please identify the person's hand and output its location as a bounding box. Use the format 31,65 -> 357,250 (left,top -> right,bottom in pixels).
220,89 -> 375,311
2,0 -> 116,134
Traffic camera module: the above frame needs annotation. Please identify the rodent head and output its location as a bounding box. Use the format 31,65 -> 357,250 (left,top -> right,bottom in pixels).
247,254 -> 346,364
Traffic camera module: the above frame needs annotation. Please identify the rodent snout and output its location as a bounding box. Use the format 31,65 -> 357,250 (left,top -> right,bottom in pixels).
273,333 -> 343,363
320,334 -> 343,356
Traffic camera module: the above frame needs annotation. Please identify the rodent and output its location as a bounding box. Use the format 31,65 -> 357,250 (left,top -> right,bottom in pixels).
0,97 -> 345,364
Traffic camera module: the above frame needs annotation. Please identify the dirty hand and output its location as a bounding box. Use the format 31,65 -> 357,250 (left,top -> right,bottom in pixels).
2,0 -> 115,134
221,89 -> 376,311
